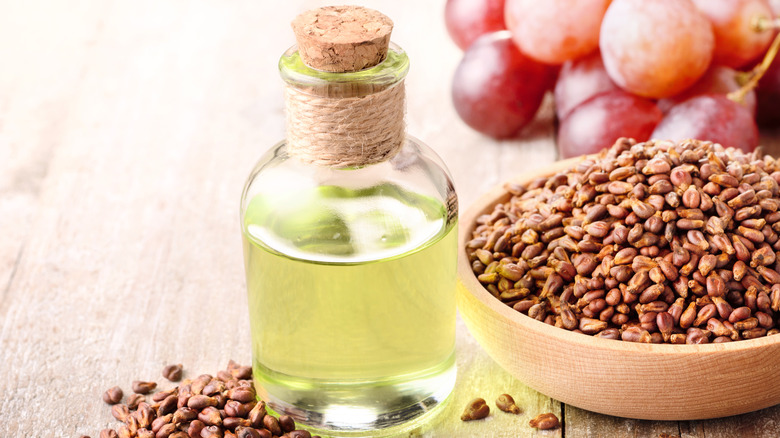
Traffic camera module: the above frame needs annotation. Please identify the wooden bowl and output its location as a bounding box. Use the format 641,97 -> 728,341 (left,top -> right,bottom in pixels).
457,157 -> 780,420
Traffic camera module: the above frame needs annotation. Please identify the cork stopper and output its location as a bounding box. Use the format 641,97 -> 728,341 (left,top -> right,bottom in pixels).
291,6 -> 394,73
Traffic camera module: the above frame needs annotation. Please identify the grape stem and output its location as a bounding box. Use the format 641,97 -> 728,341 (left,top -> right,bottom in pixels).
729,17 -> 780,103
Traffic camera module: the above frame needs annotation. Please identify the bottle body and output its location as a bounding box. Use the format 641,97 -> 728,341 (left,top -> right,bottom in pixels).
241,137 -> 458,433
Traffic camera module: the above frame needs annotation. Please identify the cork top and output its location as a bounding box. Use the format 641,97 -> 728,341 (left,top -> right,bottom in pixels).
291,6 -> 394,73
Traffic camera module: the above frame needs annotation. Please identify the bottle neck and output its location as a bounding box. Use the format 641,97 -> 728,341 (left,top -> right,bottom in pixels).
284,82 -> 405,167
279,44 -> 409,168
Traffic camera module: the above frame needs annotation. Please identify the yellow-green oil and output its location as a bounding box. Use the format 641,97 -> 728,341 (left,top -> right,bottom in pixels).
242,183 -> 457,433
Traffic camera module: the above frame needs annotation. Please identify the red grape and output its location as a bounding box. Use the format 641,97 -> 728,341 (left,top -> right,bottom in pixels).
692,0 -> 774,68
771,0 -> 780,14
504,0 -> 610,65
445,0 -> 506,50
452,32 -> 556,139
553,51 -> 619,120
557,90 -> 663,159
651,95 -> 759,152
600,0 -> 715,98
657,65 -> 757,116
757,53 -> 780,127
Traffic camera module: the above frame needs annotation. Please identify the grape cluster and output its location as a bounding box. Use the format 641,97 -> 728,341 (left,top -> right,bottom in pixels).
447,0 -> 780,156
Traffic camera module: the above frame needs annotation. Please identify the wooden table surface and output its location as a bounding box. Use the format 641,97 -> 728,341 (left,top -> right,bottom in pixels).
3,0 -> 780,436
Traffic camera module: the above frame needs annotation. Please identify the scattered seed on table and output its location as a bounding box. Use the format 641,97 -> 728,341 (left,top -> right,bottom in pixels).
529,412 -> 560,430
131,380 -> 157,394
162,363 -> 183,382
495,393 -> 522,414
102,386 -> 123,405
461,397 -> 490,421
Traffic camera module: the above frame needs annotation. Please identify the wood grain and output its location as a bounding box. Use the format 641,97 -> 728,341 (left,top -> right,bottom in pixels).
1,0 -> 779,436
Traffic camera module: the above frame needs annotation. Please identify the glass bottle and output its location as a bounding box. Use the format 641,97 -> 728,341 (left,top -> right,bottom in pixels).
240,6 -> 458,435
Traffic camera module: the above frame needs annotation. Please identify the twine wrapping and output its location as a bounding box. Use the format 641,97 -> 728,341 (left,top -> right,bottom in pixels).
285,82 -> 406,167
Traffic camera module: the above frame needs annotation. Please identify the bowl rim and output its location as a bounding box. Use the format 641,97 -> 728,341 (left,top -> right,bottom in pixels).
458,156 -> 780,355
